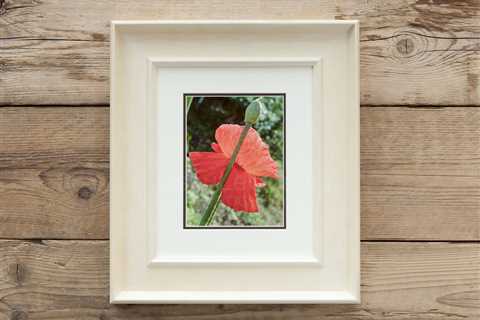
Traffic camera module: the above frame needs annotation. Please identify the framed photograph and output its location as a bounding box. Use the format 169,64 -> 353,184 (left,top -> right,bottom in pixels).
110,20 -> 359,303
184,93 -> 286,229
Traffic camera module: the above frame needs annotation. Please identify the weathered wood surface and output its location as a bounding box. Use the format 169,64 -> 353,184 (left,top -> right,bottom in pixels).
361,107 -> 480,240
0,107 -> 109,239
0,0 -> 479,106
0,106 -> 478,240
0,240 -> 478,319
337,0 -> 480,106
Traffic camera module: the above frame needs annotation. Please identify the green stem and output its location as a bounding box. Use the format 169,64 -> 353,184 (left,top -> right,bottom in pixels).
199,124 -> 252,226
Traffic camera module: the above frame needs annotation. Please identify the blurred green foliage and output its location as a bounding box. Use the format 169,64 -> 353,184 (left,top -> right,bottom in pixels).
186,95 -> 284,227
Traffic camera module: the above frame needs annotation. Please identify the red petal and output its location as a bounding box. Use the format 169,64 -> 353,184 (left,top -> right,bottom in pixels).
255,177 -> 265,187
221,164 -> 258,212
215,124 -> 278,178
214,124 -> 242,156
189,152 -> 229,185
211,142 -> 222,153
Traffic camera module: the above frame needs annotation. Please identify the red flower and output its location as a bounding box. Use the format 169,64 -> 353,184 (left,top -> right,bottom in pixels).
189,124 -> 278,212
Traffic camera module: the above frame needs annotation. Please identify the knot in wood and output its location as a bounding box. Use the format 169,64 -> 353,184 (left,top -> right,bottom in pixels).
10,310 -> 28,320
0,0 -> 6,16
78,186 -> 94,200
396,38 -> 415,56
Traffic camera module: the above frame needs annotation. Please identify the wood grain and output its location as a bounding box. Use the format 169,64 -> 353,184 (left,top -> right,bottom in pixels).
1,0 -> 478,316
0,106 -> 478,240
336,0 -> 480,106
0,0 -> 478,105
361,107 -> 480,240
0,240 -> 478,319
0,107 -> 109,239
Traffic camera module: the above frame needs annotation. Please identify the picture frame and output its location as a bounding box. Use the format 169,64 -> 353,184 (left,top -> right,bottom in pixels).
110,20 -> 360,304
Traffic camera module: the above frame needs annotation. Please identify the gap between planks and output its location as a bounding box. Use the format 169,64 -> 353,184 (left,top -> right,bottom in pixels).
1,105 -> 479,108
0,239 -> 477,243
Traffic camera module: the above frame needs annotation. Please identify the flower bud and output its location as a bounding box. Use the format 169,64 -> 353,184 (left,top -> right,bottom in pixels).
244,99 -> 263,125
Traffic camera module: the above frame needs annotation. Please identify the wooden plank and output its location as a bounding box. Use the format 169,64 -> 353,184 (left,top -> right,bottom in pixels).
0,0 -> 479,105
0,107 -> 109,239
0,106 -> 478,240
0,240 -> 478,319
0,40 -> 109,106
361,107 -> 480,240
336,0 -> 480,106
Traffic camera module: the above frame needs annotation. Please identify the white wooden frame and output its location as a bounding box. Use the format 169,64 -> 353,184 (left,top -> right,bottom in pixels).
110,20 -> 359,304
146,57 -> 323,266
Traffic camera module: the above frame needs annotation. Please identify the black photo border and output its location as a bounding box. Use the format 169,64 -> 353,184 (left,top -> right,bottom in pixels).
183,93 -> 287,229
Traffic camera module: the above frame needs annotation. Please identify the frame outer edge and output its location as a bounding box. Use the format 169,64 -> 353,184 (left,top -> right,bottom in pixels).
109,20 -> 361,304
